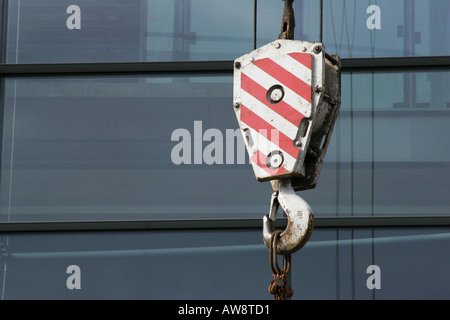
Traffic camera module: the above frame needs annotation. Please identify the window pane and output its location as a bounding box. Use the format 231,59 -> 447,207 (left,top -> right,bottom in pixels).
5,0 -> 254,63
1,71 -> 449,222
1,227 -> 449,299
258,0 -> 450,58
0,75 -> 271,222
298,227 -> 450,299
302,70 -> 450,217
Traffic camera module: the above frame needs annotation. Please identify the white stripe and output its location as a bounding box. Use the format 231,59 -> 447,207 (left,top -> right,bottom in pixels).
274,54 -> 312,86
254,165 -> 271,179
241,89 -> 299,141
242,63 -> 312,117
241,120 -> 297,170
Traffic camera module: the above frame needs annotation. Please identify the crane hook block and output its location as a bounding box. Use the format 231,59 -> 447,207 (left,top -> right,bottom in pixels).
233,40 -> 341,191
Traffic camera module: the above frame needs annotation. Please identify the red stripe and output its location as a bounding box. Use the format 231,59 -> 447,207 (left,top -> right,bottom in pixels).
241,73 -> 305,127
253,58 -> 312,103
288,53 -> 312,70
240,105 -> 300,159
251,151 -> 289,176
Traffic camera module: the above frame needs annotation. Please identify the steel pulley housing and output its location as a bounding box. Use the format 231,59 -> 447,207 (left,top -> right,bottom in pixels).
233,39 -> 341,191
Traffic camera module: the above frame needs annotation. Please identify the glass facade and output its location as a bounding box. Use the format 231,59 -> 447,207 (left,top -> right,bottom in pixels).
0,0 -> 449,300
260,0 -> 450,58
0,75 -> 273,221
308,70 -> 450,217
1,71 -> 449,222
1,227 -> 449,299
5,0 -> 449,63
5,0 -> 255,63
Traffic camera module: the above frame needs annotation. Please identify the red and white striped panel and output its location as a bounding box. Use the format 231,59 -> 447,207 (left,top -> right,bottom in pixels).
239,53 -> 312,180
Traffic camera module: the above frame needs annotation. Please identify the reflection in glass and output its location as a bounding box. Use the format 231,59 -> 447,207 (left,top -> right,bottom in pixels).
299,70 -> 450,217
1,71 -> 449,222
5,0 -> 254,63
258,0 -> 450,58
0,76 -> 271,221
1,227 -> 449,299
6,0 -> 449,63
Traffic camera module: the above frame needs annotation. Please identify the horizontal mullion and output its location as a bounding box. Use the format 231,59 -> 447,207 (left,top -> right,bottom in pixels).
341,55 -> 450,71
0,56 -> 449,77
1,216 -> 450,233
0,60 -> 235,76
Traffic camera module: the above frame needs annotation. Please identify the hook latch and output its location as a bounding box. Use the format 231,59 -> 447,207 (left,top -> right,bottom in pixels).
263,179 -> 314,255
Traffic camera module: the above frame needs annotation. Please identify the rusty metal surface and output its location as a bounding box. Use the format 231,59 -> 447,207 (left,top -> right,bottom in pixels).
268,230 -> 293,300
279,0 -> 295,40
291,53 -> 341,191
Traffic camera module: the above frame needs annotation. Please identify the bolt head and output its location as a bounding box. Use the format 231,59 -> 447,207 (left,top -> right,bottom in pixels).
313,45 -> 322,54
270,88 -> 283,103
267,85 -> 285,104
266,151 -> 284,169
269,153 -> 283,168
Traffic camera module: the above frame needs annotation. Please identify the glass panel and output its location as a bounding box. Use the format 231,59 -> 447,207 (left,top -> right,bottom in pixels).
1,227 -> 449,299
0,229 -> 271,299
1,71 -> 449,221
302,70 -> 450,217
5,0 -> 254,63
0,75 -> 272,222
370,227 -> 450,299
258,0 -> 450,58
298,227 -> 450,299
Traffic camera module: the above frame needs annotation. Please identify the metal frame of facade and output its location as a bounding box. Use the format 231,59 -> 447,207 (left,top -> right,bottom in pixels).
1,216 -> 450,233
0,56 -> 449,77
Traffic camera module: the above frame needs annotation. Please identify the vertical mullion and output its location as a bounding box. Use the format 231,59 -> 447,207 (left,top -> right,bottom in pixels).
0,1 -> 6,296
253,0 -> 257,50
0,0 -> 8,64
0,0 -> 7,205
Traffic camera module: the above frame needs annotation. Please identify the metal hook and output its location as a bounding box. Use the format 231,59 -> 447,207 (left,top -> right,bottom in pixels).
263,179 -> 314,255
